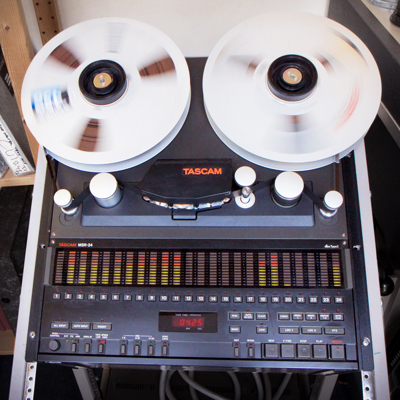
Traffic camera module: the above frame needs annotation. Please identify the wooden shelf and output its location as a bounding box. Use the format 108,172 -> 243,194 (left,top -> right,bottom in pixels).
0,168 -> 35,187
0,330 -> 15,355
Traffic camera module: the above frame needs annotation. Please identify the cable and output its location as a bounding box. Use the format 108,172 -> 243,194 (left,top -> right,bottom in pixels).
227,371 -> 241,400
252,372 -> 264,400
272,373 -> 292,400
166,370 -> 178,400
178,370 -> 230,400
159,369 -> 167,400
188,370 -> 199,400
262,373 -> 272,400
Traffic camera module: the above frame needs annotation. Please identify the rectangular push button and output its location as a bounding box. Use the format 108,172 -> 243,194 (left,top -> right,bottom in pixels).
297,344 -> 311,359
313,344 -> 327,359
93,323 -> 112,331
51,322 -> 69,329
71,323 -> 90,330
281,344 -> 295,358
330,345 -> 345,360
264,344 -> 279,358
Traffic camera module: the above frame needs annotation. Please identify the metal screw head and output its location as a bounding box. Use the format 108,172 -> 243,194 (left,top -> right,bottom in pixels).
362,337 -> 370,347
29,331 -> 36,339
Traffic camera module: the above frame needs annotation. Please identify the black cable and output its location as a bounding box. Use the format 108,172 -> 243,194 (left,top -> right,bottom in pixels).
178,370 -> 230,400
272,373 -> 292,400
252,372 -> 264,400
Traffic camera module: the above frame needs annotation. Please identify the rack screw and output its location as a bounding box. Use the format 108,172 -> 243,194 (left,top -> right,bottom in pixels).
29,331 -> 36,339
362,337 -> 370,347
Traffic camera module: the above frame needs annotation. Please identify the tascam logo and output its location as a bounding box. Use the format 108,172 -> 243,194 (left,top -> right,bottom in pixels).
183,167 -> 222,175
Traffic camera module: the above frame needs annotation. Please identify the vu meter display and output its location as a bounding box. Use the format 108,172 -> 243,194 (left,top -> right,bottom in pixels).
159,312 -> 218,333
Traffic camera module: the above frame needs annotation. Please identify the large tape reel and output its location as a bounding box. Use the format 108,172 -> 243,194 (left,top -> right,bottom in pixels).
22,18 -> 191,172
203,12 -> 381,171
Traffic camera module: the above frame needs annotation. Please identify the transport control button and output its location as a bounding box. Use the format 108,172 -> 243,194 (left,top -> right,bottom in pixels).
264,344 -> 279,358
48,339 -> 61,352
281,344 -> 295,358
297,344 -> 311,359
313,344 -> 327,359
330,344 -> 345,360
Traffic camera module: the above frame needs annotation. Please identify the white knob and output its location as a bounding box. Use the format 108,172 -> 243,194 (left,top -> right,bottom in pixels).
320,190 -> 343,217
274,172 -> 304,200
54,189 -> 78,215
235,166 -> 256,187
89,173 -> 122,208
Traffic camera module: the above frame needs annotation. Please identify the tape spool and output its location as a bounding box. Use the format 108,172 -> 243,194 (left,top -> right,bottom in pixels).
203,12 -> 381,171
21,18 -> 191,172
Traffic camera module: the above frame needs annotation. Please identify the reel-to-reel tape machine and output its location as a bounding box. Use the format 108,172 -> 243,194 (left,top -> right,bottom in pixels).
19,10 -> 384,384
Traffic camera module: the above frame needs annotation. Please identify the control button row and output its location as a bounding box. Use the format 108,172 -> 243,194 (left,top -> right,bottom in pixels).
278,313 -> 344,321
229,326 -> 344,335
50,322 -> 112,330
52,292 -> 344,304
264,343 -> 346,360
229,312 -> 268,321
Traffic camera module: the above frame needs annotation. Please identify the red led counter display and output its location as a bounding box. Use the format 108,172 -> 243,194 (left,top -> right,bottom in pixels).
159,312 -> 217,333
172,316 -> 204,328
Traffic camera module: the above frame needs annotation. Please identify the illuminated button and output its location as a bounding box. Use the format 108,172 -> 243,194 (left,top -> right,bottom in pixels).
297,344 -> 311,359
278,313 -> 290,320
291,313 -> 304,321
233,296 -> 243,303
264,344 -> 279,358
242,313 -> 254,320
84,343 -> 91,353
209,296 -> 218,303
64,293 -> 73,300
98,343 -> 105,354
309,296 -> 318,304
296,296 -> 306,303
271,296 -> 280,303
135,294 -> 144,301
185,295 -> 193,302
93,323 -> 112,331
313,344 -> 327,359
123,294 -> 132,301
333,314 -> 344,321
147,295 -> 156,302
301,327 -> 322,334
325,327 -> 345,335
221,296 -> 230,303
256,326 -> 268,334
258,296 -> 268,303
281,344 -> 295,358
322,297 -> 331,304
256,313 -> 268,320
160,295 -> 169,302
335,297 -> 344,304
52,293 -> 61,300
246,296 -> 255,303
284,296 -> 293,303
88,294 -> 96,300
229,312 -> 241,320
172,295 -> 181,302
330,344 -> 345,359
229,326 -> 241,333
111,294 -> 120,301
51,322 -> 69,329
305,313 -> 317,321
319,313 -> 331,321
99,294 -> 108,301
71,323 -> 90,330
279,327 -> 299,334
76,293 -> 84,300
196,295 -> 205,302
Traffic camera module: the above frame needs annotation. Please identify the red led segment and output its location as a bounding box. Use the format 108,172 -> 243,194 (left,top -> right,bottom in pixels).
172,316 -> 204,328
